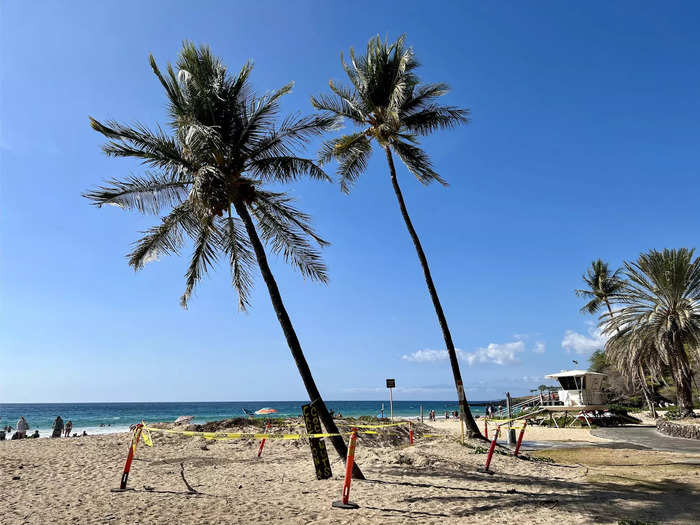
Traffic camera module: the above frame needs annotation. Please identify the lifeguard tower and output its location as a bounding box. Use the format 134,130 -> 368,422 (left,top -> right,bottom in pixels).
510,370 -> 609,427
544,370 -> 607,407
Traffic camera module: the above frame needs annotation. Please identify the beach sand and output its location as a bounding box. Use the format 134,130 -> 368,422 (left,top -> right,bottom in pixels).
426,418 -> 614,443
1,419 -> 698,524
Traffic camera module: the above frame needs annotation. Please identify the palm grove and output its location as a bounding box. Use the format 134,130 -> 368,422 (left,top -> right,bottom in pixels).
84,36 -> 480,474
576,251 -> 700,418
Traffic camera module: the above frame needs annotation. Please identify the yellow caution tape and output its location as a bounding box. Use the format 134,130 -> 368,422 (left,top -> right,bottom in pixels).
141,428 -> 153,447
136,420 -> 416,443
341,422 -> 410,429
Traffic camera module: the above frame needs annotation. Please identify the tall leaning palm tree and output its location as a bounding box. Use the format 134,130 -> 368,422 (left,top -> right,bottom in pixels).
575,259 -> 656,415
84,43 -> 364,477
312,35 -> 481,437
602,249 -> 700,417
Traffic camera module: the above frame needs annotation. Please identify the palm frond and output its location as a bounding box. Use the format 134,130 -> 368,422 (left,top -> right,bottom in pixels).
310,92 -> 366,124
401,83 -> 450,113
402,105 -> 469,135
390,140 -> 446,185
127,201 -> 194,270
248,156 -> 330,183
319,133 -> 372,193
247,113 -> 339,161
180,217 -> 218,308
251,197 -> 328,283
89,118 -> 190,173
83,171 -> 191,214
217,213 -> 255,311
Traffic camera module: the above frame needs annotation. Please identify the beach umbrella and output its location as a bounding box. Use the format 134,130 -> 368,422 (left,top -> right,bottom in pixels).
254,408 -> 277,415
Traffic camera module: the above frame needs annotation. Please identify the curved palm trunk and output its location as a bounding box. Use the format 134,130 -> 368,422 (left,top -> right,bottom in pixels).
234,200 -> 364,479
605,300 -> 656,417
384,147 -> 482,438
670,340 -> 694,417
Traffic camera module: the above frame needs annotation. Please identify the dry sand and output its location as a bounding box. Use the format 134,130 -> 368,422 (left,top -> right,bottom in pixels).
1,419 -> 698,524
427,418 -> 613,443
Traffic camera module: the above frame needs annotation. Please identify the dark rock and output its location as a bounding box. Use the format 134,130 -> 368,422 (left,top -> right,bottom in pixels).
656,419 -> 700,440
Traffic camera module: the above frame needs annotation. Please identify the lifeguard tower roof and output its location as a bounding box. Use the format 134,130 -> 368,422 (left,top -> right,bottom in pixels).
545,370 -> 606,379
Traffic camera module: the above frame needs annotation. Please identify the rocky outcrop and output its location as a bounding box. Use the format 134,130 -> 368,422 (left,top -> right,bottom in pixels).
656,419 -> 700,440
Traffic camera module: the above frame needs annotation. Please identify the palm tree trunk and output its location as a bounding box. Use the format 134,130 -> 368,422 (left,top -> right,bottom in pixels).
234,199 -> 365,479
670,340 -> 694,417
605,299 -> 656,416
384,147 -> 482,438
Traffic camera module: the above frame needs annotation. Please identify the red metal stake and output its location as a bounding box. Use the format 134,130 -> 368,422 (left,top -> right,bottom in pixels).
484,418 -> 488,439
332,428 -> 359,509
409,422 -> 414,445
257,422 -> 271,457
114,423 -> 143,491
514,421 -> 527,457
483,426 -> 500,472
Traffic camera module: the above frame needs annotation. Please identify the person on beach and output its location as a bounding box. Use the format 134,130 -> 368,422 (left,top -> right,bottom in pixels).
30,430 -> 39,439
64,420 -> 73,437
16,417 -> 29,439
51,416 -> 64,438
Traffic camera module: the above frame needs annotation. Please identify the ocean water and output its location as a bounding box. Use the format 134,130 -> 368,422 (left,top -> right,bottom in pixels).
0,401 -> 489,438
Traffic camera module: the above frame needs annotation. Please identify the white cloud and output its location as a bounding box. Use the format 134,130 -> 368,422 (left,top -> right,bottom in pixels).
463,341 -> 525,365
401,349 -> 450,362
404,340 -> 527,366
532,342 -> 546,354
561,324 -> 607,355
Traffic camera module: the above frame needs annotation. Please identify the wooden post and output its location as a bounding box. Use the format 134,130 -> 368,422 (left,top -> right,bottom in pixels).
506,392 -> 515,445
420,405 -> 423,423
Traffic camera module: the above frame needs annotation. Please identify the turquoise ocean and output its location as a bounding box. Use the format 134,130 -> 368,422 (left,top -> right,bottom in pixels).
0,401 -> 490,438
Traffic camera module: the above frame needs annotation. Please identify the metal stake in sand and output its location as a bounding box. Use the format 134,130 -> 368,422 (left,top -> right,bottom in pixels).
483,418 -> 488,439
112,423 -> 143,492
332,428 -> 360,509
514,421 -> 527,457
257,421 -> 271,457
409,422 -> 414,445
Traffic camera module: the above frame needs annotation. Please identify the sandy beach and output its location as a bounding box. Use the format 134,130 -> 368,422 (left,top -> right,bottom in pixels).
2,418 -> 699,524
428,418 -> 614,444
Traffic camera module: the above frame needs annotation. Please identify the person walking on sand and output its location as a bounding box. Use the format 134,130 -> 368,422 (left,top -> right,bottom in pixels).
16,417 -> 29,439
64,420 -> 73,437
51,416 -> 64,438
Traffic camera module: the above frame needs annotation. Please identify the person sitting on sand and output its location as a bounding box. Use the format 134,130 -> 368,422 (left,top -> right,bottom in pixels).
64,420 -> 73,437
82,430 -> 88,436
30,430 -> 39,439
51,416 -> 64,438
16,417 -> 29,439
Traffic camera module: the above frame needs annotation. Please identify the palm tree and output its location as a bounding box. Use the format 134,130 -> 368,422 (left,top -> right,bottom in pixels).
575,259 -> 657,415
601,249 -> 700,417
84,43 -> 364,477
311,35 -> 481,437
575,259 -> 625,317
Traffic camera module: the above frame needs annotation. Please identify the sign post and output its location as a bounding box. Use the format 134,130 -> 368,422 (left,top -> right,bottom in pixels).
386,379 -> 395,422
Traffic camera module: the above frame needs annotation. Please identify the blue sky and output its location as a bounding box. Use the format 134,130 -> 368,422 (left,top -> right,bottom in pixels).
1,1 -> 699,403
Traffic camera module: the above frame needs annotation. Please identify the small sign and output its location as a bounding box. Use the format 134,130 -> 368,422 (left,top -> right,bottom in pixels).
301,403 -> 332,480
386,378 -> 396,388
